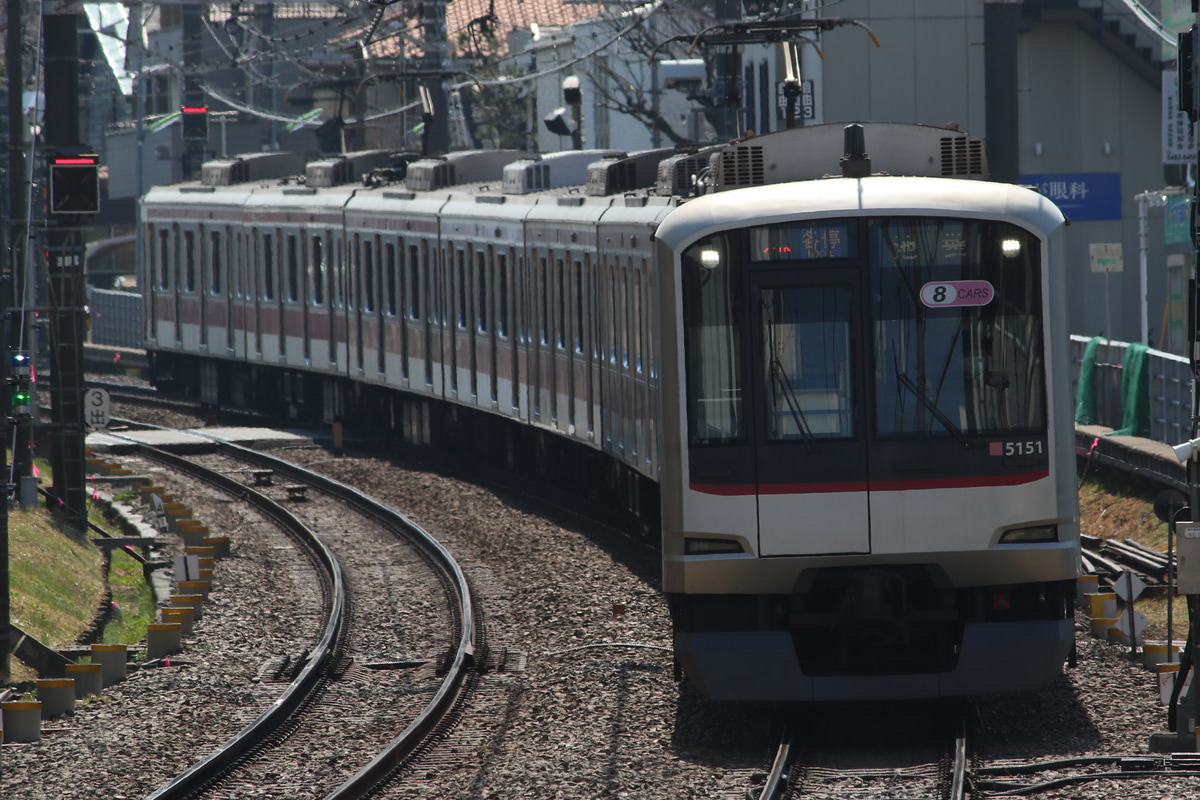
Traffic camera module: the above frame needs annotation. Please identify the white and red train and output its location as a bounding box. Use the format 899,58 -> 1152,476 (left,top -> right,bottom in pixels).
142,122 -> 1080,701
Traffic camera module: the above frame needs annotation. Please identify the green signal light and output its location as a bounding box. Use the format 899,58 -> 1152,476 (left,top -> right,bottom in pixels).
12,391 -> 31,416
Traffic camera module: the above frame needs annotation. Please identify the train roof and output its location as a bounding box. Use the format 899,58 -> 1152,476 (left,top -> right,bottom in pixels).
141,122 -> 1051,233
653,176 -> 1068,251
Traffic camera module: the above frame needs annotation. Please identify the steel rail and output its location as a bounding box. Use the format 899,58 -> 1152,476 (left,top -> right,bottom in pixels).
163,434 -> 478,799
756,723 -> 794,800
130,442 -> 348,800
949,713 -> 968,800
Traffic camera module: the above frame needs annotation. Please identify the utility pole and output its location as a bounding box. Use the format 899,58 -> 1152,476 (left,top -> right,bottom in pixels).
712,0 -> 742,140
42,7 -> 91,528
1,0 -> 24,681
419,0 -> 449,154
182,5 -> 206,179
983,0 -> 1020,184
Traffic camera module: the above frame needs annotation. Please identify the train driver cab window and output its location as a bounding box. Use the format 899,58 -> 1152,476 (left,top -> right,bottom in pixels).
871,218 -> 1045,440
681,233 -> 744,445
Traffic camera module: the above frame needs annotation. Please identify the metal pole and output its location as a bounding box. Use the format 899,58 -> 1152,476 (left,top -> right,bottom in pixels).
0,0 -> 21,683
132,4 -> 145,342
43,9 -> 89,526
1137,192 -> 1152,345
984,1 -> 1020,184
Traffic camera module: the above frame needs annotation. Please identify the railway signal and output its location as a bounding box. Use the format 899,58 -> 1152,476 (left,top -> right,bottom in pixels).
48,155 -> 99,215
181,105 -> 209,141
8,352 -> 31,422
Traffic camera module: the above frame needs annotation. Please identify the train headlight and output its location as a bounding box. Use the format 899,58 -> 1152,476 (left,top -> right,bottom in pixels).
685,537 -> 744,555
1001,239 -> 1022,258
699,249 -> 721,269
998,525 -> 1057,544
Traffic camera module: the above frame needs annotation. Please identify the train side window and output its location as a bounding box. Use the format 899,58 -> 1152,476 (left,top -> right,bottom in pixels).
409,243 -> 421,320
173,226 -> 182,294
158,228 -> 170,290
396,238 -> 406,318
335,238 -> 344,308
386,242 -> 397,316
184,230 -> 196,292
608,263 -> 617,363
681,233 -> 744,445
263,234 -> 275,300
361,239 -> 372,311
457,248 -> 468,328
209,231 -> 222,295
234,232 -> 243,298
621,261 -> 630,368
312,235 -> 325,305
645,257 -> 656,378
287,235 -> 299,302
591,263 -> 601,360
351,235 -> 360,310
497,251 -> 509,338
633,267 -> 642,373
365,238 -> 377,312
477,250 -> 488,332
556,258 -> 566,349
574,260 -> 584,354
540,256 -> 549,345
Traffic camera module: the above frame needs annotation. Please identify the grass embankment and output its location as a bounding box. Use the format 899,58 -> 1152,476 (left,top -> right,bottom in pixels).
6,498 -> 157,683
7,507 -> 104,681
1078,466 -> 1186,641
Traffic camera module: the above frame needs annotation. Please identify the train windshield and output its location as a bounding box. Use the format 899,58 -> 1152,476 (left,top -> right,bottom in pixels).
681,216 -> 1045,448
871,218 -> 1044,438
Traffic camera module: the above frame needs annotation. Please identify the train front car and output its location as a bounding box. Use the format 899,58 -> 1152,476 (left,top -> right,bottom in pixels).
655,125 -> 1079,701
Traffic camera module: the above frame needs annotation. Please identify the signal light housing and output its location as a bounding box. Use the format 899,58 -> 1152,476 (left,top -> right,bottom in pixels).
11,391 -> 31,419
182,105 -> 209,141
49,155 -> 100,214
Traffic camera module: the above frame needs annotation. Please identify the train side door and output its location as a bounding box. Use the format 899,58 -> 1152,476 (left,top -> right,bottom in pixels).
749,267 -> 871,556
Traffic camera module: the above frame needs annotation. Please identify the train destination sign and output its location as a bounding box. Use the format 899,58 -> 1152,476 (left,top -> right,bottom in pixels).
919,280 -> 994,308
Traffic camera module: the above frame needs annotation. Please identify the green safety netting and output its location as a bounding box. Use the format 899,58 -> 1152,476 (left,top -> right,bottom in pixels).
1074,336 -> 1100,426
1109,342 -> 1150,437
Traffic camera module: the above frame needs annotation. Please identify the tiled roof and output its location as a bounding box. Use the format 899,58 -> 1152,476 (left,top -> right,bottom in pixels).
448,0 -> 601,39
343,0 -> 601,59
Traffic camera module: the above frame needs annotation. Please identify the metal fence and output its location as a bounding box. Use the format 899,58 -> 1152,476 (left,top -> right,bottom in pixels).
87,287 -> 143,348
1069,335 -> 1194,445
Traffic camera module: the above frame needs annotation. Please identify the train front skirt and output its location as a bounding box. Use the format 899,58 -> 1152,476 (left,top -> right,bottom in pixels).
676,619 -> 1076,701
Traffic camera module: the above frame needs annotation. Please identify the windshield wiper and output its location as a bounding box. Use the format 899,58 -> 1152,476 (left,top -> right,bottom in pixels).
762,296 -> 820,454
769,357 -> 820,454
894,367 -> 973,448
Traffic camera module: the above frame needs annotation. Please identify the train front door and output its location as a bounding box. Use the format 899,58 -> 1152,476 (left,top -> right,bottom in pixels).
749,268 -> 870,556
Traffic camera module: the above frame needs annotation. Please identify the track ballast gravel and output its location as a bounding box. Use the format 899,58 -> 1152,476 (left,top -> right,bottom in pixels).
3,403 -> 1199,798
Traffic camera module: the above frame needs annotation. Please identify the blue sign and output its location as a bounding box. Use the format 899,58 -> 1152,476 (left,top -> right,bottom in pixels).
1018,173 -> 1122,222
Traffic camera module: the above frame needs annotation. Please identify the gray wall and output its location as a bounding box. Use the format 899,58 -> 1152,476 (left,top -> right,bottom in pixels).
818,1 -> 1172,347
1019,19 -> 1179,346
821,0 -> 987,133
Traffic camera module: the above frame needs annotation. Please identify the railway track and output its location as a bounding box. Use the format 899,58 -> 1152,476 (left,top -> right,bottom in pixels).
101,433 -> 479,799
752,703 -> 969,800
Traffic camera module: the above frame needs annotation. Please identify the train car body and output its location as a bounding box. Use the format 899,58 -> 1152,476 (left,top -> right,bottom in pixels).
141,122 -> 1079,702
